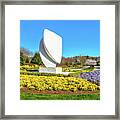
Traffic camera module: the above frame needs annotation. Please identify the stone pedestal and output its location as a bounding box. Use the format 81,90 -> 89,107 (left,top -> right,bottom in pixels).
39,67 -> 62,74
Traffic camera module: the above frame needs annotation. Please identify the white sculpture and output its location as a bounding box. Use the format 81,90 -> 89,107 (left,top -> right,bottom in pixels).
39,29 -> 62,73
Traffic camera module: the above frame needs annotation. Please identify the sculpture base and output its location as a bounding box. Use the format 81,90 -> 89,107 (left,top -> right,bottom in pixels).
39,67 -> 62,74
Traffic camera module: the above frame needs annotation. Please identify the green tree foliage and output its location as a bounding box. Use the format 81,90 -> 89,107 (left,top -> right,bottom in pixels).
97,61 -> 100,66
20,51 -> 26,65
20,56 -> 25,65
25,56 -> 30,63
30,52 -> 43,65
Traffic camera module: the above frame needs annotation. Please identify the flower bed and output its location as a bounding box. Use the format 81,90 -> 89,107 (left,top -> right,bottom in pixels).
79,70 -> 100,85
20,75 -> 100,92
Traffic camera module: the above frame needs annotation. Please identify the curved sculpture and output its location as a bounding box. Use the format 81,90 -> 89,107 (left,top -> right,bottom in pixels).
39,29 -> 62,67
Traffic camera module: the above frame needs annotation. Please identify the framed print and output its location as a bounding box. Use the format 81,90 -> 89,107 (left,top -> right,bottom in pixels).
0,0 -> 119,119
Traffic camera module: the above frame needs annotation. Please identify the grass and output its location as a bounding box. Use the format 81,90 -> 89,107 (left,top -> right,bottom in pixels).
20,92 -> 100,100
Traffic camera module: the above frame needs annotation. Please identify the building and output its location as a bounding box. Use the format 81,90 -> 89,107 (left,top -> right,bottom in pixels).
85,59 -> 97,66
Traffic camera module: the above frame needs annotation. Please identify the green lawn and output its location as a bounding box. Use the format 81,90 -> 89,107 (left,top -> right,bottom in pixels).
20,92 -> 100,100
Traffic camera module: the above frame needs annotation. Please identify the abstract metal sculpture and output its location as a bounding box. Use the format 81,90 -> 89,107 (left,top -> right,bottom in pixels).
39,29 -> 62,73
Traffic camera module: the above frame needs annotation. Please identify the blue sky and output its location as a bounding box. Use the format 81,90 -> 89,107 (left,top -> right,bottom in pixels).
20,20 -> 100,57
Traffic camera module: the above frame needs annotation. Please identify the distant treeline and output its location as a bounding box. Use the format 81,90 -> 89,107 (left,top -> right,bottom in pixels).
20,48 -> 100,67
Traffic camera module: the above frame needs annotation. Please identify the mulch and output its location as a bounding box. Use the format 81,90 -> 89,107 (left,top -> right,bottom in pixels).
21,87 -> 99,95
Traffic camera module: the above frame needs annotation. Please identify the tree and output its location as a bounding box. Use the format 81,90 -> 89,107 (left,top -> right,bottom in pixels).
96,61 -> 100,66
25,56 -> 30,63
20,48 -> 32,65
20,51 -> 26,65
30,52 -> 43,65
79,56 -> 86,67
20,56 -> 25,65
20,47 -> 33,57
